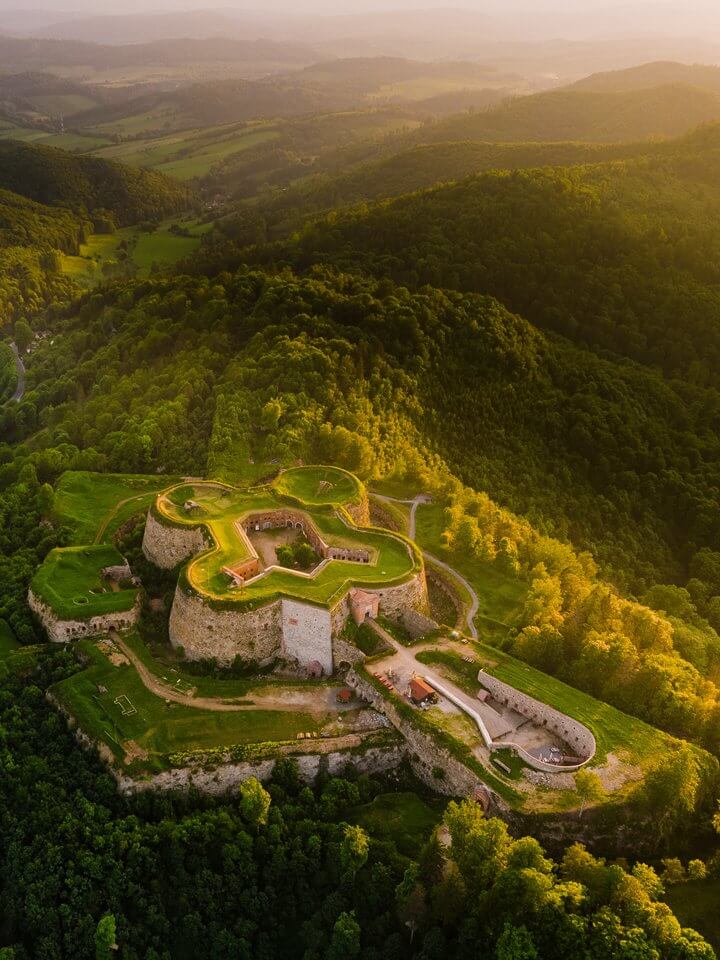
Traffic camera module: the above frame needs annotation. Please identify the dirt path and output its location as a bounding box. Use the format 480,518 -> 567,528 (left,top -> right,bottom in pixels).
94,492 -> 156,543
109,632 -> 349,715
371,493 -> 479,638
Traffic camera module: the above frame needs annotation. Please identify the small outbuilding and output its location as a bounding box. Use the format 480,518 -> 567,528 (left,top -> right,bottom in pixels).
409,677 -> 437,705
336,688 -> 354,704
306,660 -> 324,679
349,588 -> 379,625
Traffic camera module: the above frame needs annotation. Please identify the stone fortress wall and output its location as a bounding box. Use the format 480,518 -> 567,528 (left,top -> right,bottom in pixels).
346,667 -> 496,810
168,587 -> 283,665
142,510 -> 208,570
28,590 -> 140,644
144,483 -> 429,674
281,598 -> 333,675
478,671 -> 596,772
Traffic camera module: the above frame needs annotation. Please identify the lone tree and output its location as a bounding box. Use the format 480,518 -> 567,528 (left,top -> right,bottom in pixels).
239,777 -> 271,830
340,824 -> 369,879
94,915 -> 117,960
326,911 -> 361,960
575,769 -> 605,818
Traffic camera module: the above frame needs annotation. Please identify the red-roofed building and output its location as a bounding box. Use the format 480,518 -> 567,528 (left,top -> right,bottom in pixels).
409,677 -> 437,705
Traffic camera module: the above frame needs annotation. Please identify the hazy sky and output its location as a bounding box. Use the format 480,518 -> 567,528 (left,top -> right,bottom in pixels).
0,0 -> 708,11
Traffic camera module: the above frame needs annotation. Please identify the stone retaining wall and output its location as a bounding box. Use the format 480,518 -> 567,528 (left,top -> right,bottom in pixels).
114,740 -> 404,795
400,608 -> 439,638
169,586 -> 283,664
478,671 -> 596,771
346,668 -> 504,812
29,589 -> 140,644
372,570 -> 430,622
345,496 -> 370,527
142,510 -> 207,570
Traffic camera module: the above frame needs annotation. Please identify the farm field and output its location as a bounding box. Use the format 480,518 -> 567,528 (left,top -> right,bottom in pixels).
0,119 -> 110,151
61,218 -> 213,287
90,123 -> 280,179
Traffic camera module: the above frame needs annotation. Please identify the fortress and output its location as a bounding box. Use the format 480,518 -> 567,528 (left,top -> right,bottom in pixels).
141,467 -> 430,675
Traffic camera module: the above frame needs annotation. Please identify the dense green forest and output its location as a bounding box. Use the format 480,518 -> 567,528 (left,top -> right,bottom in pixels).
5,45 -> 720,960
0,141 -> 190,227
1,653 -> 715,960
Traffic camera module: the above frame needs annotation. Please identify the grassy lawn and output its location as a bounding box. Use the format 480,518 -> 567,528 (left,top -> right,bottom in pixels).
275,466 -> 364,507
415,501 -> 528,633
51,641 -> 318,772
159,472 -> 419,606
31,545 -> 138,620
665,878 -> 720,952
416,646 -> 681,775
348,791 -> 446,857
132,220 -> 213,272
61,219 -> 212,288
55,471 -> 179,544
369,478 -> 417,500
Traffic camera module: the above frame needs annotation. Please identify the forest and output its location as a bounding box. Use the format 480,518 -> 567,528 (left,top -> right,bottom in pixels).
3,34 -> 720,959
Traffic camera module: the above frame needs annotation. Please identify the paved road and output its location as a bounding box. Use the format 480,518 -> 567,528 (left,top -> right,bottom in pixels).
7,343 -> 24,404
372,493 -> 479,639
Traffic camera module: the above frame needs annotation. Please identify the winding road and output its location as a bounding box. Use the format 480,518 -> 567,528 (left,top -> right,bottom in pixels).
372,493 -> 479,639
6,343 -> 25,404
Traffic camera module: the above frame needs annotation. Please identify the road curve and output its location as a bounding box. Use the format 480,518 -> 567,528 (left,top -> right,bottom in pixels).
371,493 -> 479,639
9,343 -> 25,404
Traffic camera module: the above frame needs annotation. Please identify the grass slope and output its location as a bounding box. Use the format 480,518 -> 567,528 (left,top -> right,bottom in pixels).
414,501 -> 527,635
55,471 -> 179,544
51,639 -> 318,773
31,545 -> 137,620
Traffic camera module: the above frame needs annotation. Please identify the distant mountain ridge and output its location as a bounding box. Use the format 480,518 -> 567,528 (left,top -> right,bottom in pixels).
410,83 -> 720,144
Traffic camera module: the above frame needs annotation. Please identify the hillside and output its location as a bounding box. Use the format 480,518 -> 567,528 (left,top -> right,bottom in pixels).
73,57 -> 529,135
0,140 -> 189,225
238,139 -> 651,240
572,60 -> 720,94
249,123 -> 720,380
413,83 -> 720,143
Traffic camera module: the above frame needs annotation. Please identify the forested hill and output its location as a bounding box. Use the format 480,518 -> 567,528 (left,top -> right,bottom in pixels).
0,140 -> 190,226
234,140 -> 651,242
238,123 -> 720,381
572,60 -> 720,94
410,83 -> 720,143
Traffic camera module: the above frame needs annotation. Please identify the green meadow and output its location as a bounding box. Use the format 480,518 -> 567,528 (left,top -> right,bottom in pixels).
31,545 -> 138,620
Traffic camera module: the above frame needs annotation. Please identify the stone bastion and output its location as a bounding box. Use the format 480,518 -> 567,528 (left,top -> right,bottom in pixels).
477,671 -> 596,772
143,478 -> 429,676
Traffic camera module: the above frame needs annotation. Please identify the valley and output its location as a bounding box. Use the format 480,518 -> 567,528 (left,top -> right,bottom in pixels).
1,11 -> 720,959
